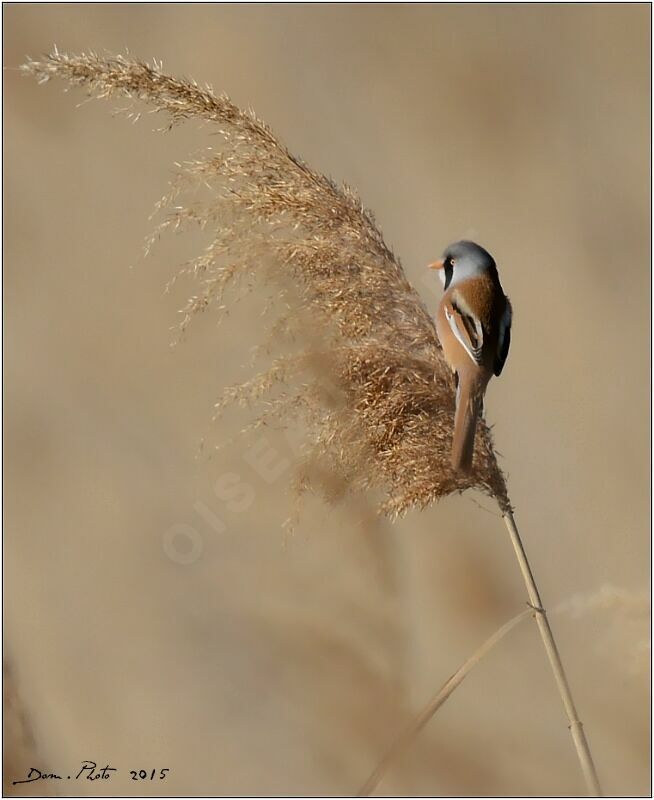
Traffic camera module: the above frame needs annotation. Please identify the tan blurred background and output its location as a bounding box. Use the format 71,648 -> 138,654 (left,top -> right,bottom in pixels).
4,4 -> 650,796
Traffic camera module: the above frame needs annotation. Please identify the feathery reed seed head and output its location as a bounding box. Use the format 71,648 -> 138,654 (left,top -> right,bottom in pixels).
22,50 -> 510,515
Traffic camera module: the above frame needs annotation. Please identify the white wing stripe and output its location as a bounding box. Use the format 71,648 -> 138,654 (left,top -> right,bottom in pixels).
445,306 -> 480,366
473,317 -> 484,348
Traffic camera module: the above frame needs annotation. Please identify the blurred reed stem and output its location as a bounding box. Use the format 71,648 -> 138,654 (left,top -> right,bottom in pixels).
358,606 -> 533,796
360,509 -> 604,797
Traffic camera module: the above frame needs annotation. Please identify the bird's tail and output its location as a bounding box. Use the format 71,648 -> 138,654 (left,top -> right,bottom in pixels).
452,378 -> 484,473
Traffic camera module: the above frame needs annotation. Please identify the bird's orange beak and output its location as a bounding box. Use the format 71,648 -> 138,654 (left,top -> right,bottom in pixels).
428,259 -> 445,270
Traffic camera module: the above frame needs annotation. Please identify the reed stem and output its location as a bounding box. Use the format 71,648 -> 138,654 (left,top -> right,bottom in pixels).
358,607 -> 533,796
502,509 -> 602,796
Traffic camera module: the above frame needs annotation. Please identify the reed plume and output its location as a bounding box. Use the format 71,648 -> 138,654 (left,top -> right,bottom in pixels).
21,49 -> 508,516
21,50 -> 601,795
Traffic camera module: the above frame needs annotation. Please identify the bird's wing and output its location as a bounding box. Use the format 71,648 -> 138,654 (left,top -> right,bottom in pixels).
494,299 -> 512,376
444,299 -> 484,366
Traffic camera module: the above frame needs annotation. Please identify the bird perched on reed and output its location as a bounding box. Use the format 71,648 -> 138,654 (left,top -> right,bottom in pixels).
430,241 -> 512,473
20,50 -> 513,514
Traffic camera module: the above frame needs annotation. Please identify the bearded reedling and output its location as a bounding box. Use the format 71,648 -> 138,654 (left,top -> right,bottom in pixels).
430,241 -> 512,472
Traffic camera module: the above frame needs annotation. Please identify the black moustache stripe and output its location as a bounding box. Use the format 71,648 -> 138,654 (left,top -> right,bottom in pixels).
443,264 -> 453,290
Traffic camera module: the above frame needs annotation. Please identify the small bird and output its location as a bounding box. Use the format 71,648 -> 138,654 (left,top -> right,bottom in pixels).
429,241 -> 512,473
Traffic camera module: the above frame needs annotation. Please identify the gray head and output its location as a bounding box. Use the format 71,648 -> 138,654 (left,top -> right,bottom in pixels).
430,240 -> 497,290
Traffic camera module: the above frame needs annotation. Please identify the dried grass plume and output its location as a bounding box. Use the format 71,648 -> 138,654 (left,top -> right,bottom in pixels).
21,49 -> 509,516
20,50 -> 604,796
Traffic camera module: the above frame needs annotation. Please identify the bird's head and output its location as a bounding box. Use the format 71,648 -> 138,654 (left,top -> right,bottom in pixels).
428,240 -> 496,290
